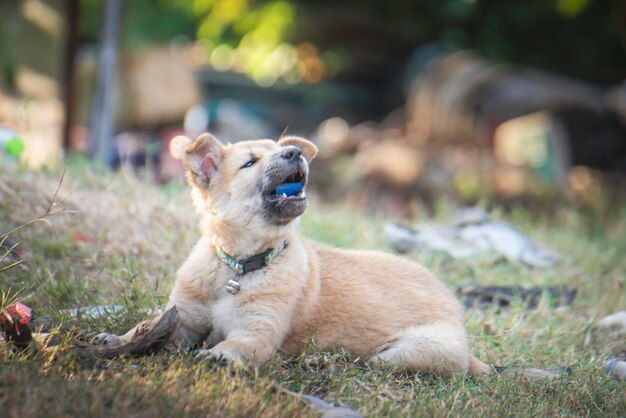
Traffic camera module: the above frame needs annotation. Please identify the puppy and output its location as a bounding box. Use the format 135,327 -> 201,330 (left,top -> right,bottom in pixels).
95,133 -> 489,376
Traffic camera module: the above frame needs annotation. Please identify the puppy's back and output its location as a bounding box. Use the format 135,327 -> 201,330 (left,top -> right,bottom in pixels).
298,240 -> 466,357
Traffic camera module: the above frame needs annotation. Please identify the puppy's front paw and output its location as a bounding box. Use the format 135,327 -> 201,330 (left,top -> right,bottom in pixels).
90,332 -> 124,346
196,344 -> 244,367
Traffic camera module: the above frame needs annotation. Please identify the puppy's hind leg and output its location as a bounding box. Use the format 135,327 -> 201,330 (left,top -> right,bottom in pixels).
91,327 -> 136,346
91,311 -> 207,350
368,323 -> 471,377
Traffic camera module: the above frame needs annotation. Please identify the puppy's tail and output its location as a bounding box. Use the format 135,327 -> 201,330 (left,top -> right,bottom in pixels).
469,355 -> 568,381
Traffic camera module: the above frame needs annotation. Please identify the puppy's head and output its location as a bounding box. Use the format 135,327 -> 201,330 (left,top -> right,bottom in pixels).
171,133 -> 318,228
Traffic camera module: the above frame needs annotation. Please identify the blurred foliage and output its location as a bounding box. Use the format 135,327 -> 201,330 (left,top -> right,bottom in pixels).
79,0 -> 320,85
556,0 -> 592,17
301,0 -> 625,82
58,0 -> 626,84
79,0 -> 195,49
188,0 -> 315,85
0,0 -> 623,87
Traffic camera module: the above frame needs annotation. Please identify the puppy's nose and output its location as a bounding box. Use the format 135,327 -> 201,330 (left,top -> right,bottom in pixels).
281,146 -> 301,162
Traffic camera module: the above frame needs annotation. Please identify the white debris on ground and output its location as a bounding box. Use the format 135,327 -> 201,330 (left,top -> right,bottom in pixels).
605,359 -> 626,381
598,311 -> 626,335
61,305 -> 164,320
597,311 -> 626,381
385,207 -> 562,267
281,388 -> 363,418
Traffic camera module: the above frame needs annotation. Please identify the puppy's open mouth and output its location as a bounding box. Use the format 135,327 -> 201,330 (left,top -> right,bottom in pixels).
262,161 -> 309,224
264,169 -> 307,203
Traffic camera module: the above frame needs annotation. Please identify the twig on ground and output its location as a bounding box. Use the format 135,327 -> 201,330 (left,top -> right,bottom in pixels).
0,236 -> 24,273
1,169 -> 77,239
274,384 -> 363,418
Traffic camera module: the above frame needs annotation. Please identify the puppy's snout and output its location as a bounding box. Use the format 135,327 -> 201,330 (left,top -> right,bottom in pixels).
281,146 -> 302,162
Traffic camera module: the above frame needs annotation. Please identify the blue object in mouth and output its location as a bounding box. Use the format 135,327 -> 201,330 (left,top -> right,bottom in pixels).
275,182 -> 303,197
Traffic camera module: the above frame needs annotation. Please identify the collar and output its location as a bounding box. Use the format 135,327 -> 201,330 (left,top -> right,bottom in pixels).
216,240 -> 288,276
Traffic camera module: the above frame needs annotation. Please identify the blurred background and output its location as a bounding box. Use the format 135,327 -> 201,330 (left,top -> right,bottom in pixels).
1,0 -> 625,217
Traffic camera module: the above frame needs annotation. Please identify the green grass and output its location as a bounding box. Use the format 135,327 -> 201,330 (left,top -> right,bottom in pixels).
0,166 -> 624,417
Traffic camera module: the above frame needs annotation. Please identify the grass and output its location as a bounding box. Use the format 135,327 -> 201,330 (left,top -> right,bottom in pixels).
0,164 -> 625,417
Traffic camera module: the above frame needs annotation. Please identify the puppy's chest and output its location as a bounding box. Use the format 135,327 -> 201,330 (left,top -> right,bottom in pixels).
210,296 -> 241,337
208,247 -> 308,337
209,270 -> 263,332
210,266 -> 294,337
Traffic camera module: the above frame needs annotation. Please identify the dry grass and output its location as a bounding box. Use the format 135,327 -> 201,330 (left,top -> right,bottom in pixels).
0,163 -> 625,417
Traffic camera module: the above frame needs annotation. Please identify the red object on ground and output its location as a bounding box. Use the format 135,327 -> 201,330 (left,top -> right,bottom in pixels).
72,232 -> 97,244
72,232 -> 110,246
0,301 -> 33,349
2,302 -> 32,324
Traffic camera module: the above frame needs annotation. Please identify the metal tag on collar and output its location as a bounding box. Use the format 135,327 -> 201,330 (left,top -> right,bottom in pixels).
226,278 -> 241,294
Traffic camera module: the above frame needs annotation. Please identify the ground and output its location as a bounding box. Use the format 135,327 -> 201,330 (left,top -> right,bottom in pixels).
0,163 -> 624,417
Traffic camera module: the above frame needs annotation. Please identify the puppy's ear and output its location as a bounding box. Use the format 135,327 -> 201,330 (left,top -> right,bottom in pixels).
170,135 -> 193,160
175,133 -> 224,187
277,136 -> 318,162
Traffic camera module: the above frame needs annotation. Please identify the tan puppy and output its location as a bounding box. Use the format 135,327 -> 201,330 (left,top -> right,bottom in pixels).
95,133 -> 489,376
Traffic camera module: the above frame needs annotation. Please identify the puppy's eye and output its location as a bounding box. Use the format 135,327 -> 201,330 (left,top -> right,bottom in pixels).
240,159 -> 256,169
